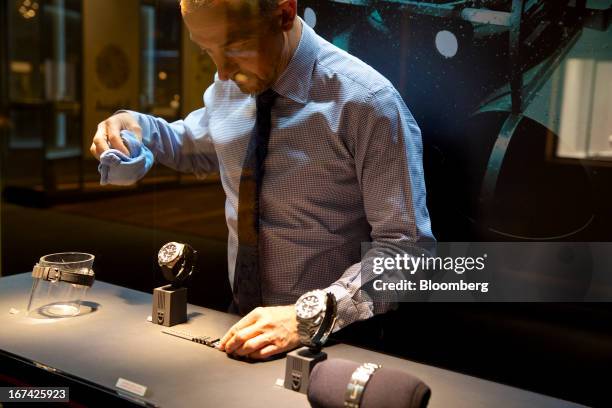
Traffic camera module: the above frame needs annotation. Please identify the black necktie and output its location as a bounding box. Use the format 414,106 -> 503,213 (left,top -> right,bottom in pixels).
233,89 -> 278,315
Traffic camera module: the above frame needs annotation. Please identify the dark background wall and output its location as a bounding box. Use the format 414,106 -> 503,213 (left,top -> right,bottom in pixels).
1,1 -> 611,407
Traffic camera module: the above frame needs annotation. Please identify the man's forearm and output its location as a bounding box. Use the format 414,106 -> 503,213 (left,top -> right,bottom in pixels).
121,110 -> 219,176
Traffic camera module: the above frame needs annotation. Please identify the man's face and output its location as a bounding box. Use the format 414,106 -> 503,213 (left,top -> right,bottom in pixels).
183,1 -> 285,95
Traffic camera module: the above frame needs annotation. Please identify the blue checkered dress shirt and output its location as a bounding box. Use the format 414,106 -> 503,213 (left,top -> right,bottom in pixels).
125,19 -> 434,330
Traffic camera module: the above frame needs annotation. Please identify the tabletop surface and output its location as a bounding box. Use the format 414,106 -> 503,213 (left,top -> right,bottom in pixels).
0,273 -> 582,408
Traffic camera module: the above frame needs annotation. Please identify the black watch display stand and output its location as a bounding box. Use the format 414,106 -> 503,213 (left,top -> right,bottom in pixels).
284,346 -> 328,394
152,284 -> 187,327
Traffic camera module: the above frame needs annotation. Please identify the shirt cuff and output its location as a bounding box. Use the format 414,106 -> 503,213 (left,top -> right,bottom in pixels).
326,283 -> 374,332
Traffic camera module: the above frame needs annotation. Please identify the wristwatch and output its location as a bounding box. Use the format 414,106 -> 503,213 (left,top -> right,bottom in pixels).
344,363 -> 382,408
157,242 -> 197,287
31,264 -> 95,287
295,289 -> 337,350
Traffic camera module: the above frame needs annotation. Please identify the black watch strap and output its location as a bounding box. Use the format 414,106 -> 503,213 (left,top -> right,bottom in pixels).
311,293 -> 337,347
32,265 -> 95,287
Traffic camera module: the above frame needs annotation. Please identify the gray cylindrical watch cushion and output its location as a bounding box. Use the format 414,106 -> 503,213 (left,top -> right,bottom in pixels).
307,358 -> 431,408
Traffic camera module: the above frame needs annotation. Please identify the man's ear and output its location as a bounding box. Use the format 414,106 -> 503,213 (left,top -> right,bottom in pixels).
277,0 -> 297,31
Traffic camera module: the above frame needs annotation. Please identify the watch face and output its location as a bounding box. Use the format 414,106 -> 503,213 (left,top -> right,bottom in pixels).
158,242 -> 181,265
296,293 -> 324,319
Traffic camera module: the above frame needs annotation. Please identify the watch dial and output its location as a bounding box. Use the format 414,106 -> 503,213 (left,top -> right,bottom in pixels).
297,294 -> 323,319
158,243 -> 178,264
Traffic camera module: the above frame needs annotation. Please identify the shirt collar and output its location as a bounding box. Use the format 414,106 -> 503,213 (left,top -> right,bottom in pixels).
271,18 -> 318,104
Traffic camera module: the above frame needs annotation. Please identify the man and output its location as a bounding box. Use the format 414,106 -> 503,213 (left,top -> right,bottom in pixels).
90,0 -> 434,360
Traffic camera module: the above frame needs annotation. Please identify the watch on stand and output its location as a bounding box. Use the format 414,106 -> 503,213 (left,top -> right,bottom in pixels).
157,242 -> 197,288
285,290 -> 338,394
153,242 -> 197,327
296,289 -> 338,351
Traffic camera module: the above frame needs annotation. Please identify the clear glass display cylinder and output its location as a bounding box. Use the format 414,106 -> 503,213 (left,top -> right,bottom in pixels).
26,252 -> 95,318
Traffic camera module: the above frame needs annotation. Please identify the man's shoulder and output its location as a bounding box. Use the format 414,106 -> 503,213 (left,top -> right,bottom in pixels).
311,35 -> 395,103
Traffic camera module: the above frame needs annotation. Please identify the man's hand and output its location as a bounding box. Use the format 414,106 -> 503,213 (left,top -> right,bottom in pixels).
90,112 -> 142,160
219,305 -> 301,360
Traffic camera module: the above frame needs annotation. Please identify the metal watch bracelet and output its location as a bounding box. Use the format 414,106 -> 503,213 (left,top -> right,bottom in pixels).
344,363 -> 382,408
297,292 -> 337,349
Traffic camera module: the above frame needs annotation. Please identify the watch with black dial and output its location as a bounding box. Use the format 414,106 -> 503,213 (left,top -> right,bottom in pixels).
295,289 -> 337,351
157,242 -> 197,287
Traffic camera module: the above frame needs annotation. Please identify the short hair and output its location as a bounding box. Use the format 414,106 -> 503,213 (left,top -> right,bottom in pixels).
179,0 -> 279,16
